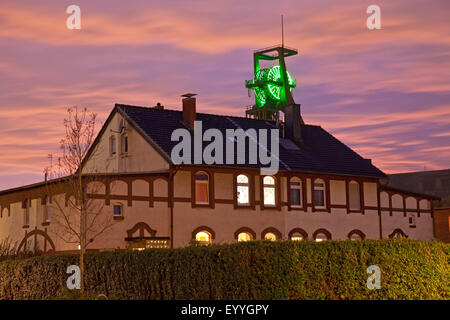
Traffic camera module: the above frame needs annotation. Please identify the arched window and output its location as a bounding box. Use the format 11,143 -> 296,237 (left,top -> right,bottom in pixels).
263,176 -> 276,206
389,229 -> 408,239
121,133 -> 128,154
289,177 -> 302,208
313,229 -> 331,242
195,172 -> 209,205
313,179 -> 326,208
237,232 -> 253,242
110,135 -> 117,156
288,228 -> 308,241
347,229 -> 366,241
234,227 -> 256,242
349,181 -> 361,211
192,226 -> 215,245
261,227 -> 282,241
195,231 -> 212,245
237,174 -> 250,205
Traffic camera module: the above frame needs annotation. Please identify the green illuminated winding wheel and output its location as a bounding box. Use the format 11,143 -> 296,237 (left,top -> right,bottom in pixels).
253,65 -> 296,108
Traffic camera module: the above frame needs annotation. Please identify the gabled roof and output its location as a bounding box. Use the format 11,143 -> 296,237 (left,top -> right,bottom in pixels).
115,104 -> 386,179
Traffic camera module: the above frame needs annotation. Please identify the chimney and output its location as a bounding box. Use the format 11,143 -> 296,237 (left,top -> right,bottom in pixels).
182,93 -> 197,129
284,104 -> 303,143
153,102 -> 164,110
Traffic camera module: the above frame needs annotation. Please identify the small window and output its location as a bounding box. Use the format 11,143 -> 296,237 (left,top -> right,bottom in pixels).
237,174 -> 250,205
350,233 -> 362,241
263,176 -> 276,206
110,136 -> 117,156
121,134 -> 128,154
195,231 -> 212,245
45,195 -> 51,222
290,232 -> 304,241
408,214 -> 416,227
315,233 -> 328,242
23,199 -> 30,226
113,204 -> 123,217
237,232 -> 253,242
290,177 -> 302,207
313,179 -> 326,208
263,232 -> 277,241
195,172 -> 209,205
349,181 -> 361,211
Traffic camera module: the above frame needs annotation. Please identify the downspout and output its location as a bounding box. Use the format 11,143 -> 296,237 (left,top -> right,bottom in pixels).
377,181 -> 383,239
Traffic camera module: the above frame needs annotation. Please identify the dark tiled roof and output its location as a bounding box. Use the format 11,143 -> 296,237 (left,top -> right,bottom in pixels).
117,104 -> 386,178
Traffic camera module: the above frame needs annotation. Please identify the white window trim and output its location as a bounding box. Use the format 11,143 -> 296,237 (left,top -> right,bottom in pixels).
313,180 -> 326,209
290,178 -> 302,208
195,172 -> 210,205
263,176 -> 276,207
237,174 -> 250,206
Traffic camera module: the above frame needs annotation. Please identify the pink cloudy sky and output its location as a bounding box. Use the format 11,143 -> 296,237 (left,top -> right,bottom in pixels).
0,0 -> 449,190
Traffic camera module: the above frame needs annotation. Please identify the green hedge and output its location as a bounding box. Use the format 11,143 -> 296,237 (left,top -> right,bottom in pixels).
0,240 -> 448,300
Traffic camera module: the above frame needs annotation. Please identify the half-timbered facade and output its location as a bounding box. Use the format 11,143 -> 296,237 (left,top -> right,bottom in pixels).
0,97 -> 438,253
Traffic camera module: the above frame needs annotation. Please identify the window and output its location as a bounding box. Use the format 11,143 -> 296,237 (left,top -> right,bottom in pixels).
113,204 -> 123,217
313,229 -> 331,242
195,231 -> 212,245
290,177 -> 302,207
195,172 -> 209,204
263,232 -> 277,241
263,176 -> 276,206
237,174 -> 250,205
121,133 -> 128,154
290,232 -> 304,241
110,135 -> 117,156
389,229 -> 407,239
408,214 -> 416,227
348,230 -> 365,241
23,199 -> 30,226
237,232 -> 253,242
313,179 -> 326,208
44,195 -> 51,222
349,181 -> 361,211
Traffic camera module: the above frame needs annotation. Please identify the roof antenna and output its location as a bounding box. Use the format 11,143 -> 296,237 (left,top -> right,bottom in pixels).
281,14 -> 284,48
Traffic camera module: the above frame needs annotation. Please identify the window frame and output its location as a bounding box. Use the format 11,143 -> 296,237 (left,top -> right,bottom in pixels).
236,174 -> 250,206
313,228 -> 332,242
348,180 -> 361,211
288,228 -> 308,241
110,135 -> 117,156
347,229 -> 366,241
262,175 -> 277,207
113,203 -> 124,220
289,177 -> 303,208
194,171 -> 210,205
121,133 -> 129,155
234,227 -> 256,241
313,179 -> 326,210
22,198 -> 30,227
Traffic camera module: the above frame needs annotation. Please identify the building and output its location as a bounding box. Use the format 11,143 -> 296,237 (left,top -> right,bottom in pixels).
388,169 -> 450,242
0,45 -> 439,253
0,96 -> 438,253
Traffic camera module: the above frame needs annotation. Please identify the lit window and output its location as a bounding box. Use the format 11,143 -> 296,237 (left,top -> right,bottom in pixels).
195,231 -> 211,245
121,134 -> 128,154
264,232 -> 277,241
290,232 -> 304,241
263,176 -> 276,206
237,232 -> 253,242
110,136 -> 117,156
195,172 -> 209,204
315,232 -> 328,242
313,179 -> 326,208
45,195 -> 51,222
290,178 -> 302,207
349,181 -> 361,210
113,204 -> 123,217
237,174 -> 250,205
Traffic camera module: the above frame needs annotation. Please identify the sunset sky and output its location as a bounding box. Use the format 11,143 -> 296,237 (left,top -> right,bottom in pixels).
0,0 -> 449,190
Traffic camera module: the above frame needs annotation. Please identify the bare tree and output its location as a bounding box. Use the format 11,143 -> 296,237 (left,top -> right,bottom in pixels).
45,106 -> 114,293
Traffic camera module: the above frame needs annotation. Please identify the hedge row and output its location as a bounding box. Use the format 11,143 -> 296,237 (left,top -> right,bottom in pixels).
0,240 -> 448,300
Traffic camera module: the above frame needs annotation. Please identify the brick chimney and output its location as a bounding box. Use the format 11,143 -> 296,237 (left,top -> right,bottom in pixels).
182,93 -> 197,129
284,104 -> 304,143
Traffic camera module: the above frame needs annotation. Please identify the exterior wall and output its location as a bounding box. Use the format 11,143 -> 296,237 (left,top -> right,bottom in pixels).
82,112 -> 169,174
434,208 -> 450,243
